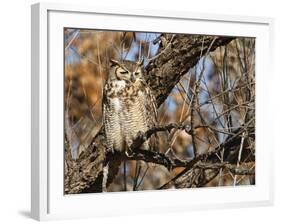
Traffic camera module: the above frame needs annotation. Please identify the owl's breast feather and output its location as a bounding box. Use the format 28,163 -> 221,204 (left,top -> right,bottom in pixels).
111,98 -> 122,111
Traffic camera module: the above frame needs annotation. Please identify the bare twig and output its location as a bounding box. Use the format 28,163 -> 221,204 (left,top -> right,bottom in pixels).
195,162 -> 254,175
148,34 -> 176,61
190,37 -> 217,156
233,132 -> 246,185
123,161 -> 127,191
65,30 -> 79,50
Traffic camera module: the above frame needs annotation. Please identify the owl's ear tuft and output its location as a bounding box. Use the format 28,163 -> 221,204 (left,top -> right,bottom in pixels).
137,58 -> 144,67
110,59 -> 120,67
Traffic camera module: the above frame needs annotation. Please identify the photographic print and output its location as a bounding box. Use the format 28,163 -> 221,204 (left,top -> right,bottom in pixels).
64,29 -> 255,194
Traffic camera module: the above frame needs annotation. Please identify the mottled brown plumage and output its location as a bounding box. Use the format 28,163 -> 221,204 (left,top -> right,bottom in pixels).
102,59 -> 158,191
103,59 -> 158,153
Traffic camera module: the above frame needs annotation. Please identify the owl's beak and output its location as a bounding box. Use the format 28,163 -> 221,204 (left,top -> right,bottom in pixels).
131,74 -> 136,82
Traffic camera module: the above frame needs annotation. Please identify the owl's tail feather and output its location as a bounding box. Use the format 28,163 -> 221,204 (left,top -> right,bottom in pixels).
102,159 -> 122,192
107,160 -> 122,187
102,164 -> 109,192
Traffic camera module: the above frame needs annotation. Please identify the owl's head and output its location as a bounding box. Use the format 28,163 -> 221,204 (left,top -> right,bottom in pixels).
108,59 -> 144,83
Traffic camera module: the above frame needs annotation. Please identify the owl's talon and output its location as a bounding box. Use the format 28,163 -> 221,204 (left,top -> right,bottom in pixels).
137,131 -> 145,138
125,150 -> 134,158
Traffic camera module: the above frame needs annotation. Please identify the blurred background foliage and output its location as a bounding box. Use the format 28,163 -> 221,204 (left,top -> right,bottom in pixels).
64,28 -> 255,192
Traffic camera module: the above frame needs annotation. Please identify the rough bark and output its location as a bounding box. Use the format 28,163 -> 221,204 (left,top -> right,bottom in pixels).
64,135 -> 105,194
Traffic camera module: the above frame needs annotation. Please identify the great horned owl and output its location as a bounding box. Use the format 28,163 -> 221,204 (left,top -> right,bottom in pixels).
103,59 -> 158,153
102,59 -> 158,191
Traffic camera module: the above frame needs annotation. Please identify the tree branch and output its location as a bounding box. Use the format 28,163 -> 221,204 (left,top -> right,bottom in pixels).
144,34 -> 235,107
130,123 -> 191,150
104,124 -> 254,171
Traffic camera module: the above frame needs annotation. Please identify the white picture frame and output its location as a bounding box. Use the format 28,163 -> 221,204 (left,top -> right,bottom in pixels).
31,2 -> 274,221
